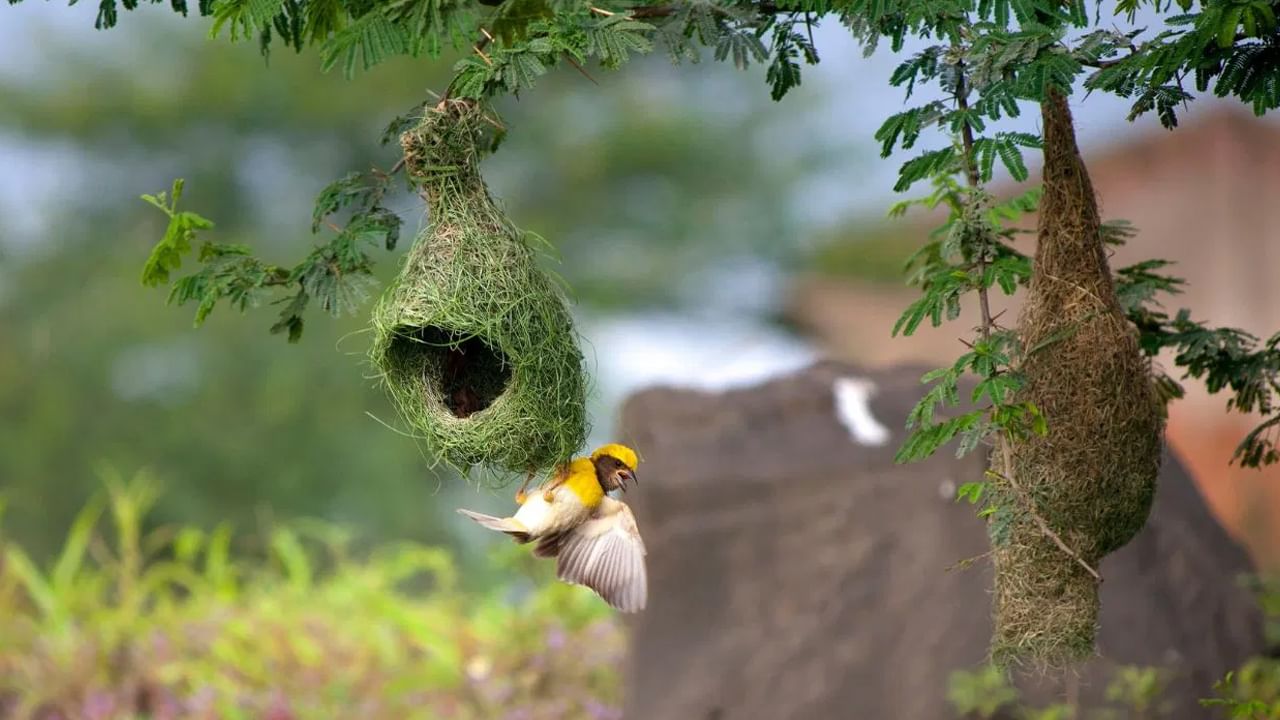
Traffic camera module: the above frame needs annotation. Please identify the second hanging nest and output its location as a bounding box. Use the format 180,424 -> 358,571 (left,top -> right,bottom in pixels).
369,100 -> 588,476
989,88 -> 1165,667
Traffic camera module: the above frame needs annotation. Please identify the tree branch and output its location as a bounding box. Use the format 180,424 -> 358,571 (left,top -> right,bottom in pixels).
1080,53 -> 1134,70
987,468 -> 1103,583
1078,40 -> 1141,70
629,1 -> 781,18
954,58 -> 992,341
953,52 -> 1101,584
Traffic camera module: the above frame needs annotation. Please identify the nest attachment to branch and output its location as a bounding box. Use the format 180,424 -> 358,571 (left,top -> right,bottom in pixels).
990,88 -> 1165,668
369,100 -> 588,476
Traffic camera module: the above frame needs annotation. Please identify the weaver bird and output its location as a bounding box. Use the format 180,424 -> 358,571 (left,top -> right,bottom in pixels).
457,443 -> 647,612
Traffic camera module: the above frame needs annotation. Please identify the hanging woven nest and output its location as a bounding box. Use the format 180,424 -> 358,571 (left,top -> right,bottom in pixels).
989,88 -> 1165,668
369,100 -> 588,475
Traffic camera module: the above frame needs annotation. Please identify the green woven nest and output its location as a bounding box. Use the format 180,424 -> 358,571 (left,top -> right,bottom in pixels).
989,90 -> 1164,669
369,101 -> 588,475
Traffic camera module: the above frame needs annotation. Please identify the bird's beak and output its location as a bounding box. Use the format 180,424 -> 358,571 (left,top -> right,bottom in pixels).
619,469 -> 636,492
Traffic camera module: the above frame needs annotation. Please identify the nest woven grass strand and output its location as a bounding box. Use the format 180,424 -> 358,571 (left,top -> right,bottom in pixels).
369,100 -> 587,476
989,89 -> 1165,667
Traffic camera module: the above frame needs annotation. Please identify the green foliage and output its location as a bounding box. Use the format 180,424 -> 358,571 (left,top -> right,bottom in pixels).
141,171 -> 400,342
1245,575 -> 1280,646
891,178 -> 1040,479
1202,576 -> 1280,718
1088,0 -> 1280,125
763,18 -> 820,100
1112,251 -> 1280,467
0,471 -> 624,718
1204,665 -> 1280,718
449,13 -> 657,99
893,178 -> 1280,490
947,662 -> 1173,719
1106,665 -> 1172,717
19,0 -> 217,31
947,664 -> 1020,719
139,179 -> 216,289
890,160 -> 1280,484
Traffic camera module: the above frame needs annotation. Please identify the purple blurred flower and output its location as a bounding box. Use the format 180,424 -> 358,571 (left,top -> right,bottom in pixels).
148,629 -> 174,660
480,678 -> 514,704
81,690 -> 116,720
545,627 -> 566,651
184,686 -> 217,716
144,687 -> 182,720
264,690 -> 295,720
584,700 -> 623,720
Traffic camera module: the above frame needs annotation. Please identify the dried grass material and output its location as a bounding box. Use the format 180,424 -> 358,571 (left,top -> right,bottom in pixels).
369,100 -> 587,476
990,89 -> 1164,668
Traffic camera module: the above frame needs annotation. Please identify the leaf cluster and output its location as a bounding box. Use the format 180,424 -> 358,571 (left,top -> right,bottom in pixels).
949,662 -> 1174,719
448,12 -> 658,98
892,181 -> 1041,475
140,171 -> 401,343
1116,256 -> 1280,467
869,1 -> 1105,195
1089,0 -> 1280,126
1202,666 -> 1280,718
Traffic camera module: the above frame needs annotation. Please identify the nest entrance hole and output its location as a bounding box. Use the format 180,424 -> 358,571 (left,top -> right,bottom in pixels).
390,326 -> 512,418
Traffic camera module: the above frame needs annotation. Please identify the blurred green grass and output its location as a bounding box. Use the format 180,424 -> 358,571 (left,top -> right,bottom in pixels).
0,470 -> 623,720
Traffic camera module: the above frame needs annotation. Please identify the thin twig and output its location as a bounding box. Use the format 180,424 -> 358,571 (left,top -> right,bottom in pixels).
1079,42 -> 1140,70
630,1 -> 780,18
954,53 -> 1095,584
589,5 -> 615,16
264,269 -> 291,286
629,5 -> 675,17
954,55 -> 997,346
563,54 -> 600,84
954,40 -> 1104,587
945,549 -> 994,573
988,467 -> 1103,583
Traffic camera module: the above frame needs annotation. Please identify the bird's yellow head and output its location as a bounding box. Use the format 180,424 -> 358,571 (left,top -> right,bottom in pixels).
590,443 -> 640,493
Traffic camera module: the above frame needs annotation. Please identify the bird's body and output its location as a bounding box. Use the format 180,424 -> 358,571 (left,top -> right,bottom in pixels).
457,444 -> 647,612
466,458 -> 601,541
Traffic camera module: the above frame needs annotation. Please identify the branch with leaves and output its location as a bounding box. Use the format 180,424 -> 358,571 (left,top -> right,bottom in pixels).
139,166 -> 401,342
1115,254 -> 1280,467
21,0 -> 1276,466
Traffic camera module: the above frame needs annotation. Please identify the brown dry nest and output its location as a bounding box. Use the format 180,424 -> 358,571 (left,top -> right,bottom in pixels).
989,88 -> 1165,668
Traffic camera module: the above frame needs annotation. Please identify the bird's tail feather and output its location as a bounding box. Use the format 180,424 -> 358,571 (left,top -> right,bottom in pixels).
457,508 -> 531,542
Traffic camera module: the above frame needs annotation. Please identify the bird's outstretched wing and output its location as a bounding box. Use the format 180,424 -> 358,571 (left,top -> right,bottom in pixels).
550,496 -> 647,613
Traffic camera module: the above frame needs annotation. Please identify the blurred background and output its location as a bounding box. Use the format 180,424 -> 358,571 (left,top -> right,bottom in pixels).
3,2 -> 1280,717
